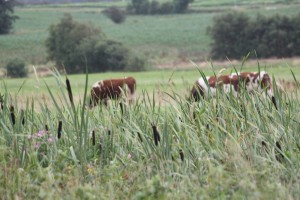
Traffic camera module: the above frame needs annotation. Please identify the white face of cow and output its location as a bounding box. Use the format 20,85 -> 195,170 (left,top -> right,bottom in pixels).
92,81 -> 104,91
197,77 -> 209,93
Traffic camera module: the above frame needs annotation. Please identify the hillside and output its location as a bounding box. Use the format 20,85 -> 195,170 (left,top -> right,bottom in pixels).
1,0 -> 300,72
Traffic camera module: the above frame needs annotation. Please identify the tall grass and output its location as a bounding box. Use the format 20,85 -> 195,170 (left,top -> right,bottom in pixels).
0,64 -> 299,198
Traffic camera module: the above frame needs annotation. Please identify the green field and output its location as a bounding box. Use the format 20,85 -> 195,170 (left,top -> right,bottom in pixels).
1,0 -> 300,70
2,61 -> 299,109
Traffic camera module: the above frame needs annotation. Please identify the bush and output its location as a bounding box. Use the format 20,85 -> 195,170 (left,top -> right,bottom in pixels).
208,11 -> 300,59
149,0 -> 160,14
128,0 -> 191,15
46,14 -> 146,73
208,11 -> 250,59
127,0 -> 150,14
6,58 -> 27,78
248,14 -> 295,58
103,7 -> 126,24
45,14 -> 104,73
157,2 -> 174,14
75,38 -> 146,72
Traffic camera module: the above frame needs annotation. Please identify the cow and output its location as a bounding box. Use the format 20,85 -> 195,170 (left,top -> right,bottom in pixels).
89,76 -> 136,107
191,71 -> 277,109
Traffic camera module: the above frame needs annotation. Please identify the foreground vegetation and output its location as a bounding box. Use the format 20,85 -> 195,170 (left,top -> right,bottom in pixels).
0,63 -> 299,199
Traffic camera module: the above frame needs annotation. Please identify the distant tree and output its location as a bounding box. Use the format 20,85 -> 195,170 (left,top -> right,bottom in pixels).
45,13 -> 104,73
74,37 -> 146,72
103,7 -> 126,24
127,0 -> 150,14
208,11 -> 250,59
173,0 -> 193,13
127,0 -> 192,15
46,14 -> 146,73
0,0 -> 19,34
248,14 -> 295,58
157,2 -> 174,14
290,13 -> 300,56
208,11 -> 300,59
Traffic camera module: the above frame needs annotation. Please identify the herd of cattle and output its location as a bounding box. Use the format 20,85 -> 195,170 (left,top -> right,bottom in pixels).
89,70 -> 277,109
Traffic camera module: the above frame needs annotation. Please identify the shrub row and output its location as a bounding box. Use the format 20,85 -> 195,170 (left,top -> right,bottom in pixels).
127,0 -> 193,15
208,12 -> 300,59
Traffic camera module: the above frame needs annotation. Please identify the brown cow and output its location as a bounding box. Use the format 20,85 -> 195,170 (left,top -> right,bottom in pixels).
90,77 -> 136,107
191,71 -> 277,109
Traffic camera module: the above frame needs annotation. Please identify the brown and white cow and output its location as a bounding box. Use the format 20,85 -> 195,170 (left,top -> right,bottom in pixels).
191,71 -> 277,109
90,77 -> 136,107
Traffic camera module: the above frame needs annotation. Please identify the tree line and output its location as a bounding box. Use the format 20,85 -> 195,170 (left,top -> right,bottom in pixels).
208,11 -> 300,60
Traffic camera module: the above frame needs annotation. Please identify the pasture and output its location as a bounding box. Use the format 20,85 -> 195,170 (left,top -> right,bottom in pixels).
4,61 -> 300,107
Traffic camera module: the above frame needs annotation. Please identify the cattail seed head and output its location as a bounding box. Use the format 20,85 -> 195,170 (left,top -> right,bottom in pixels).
57,121 -> 62,139
275,141 -> 284,162
45,124 -> 49,132
66,77 -> 74,105
119,102 -> 124,116
0,93 -> 4,110
179,149 -> 184,162
151,123 -> 160,146
276,141 -> 282,150
271,96 -> 278,110
92,130 -> 96,146
10,106 -> 15,125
